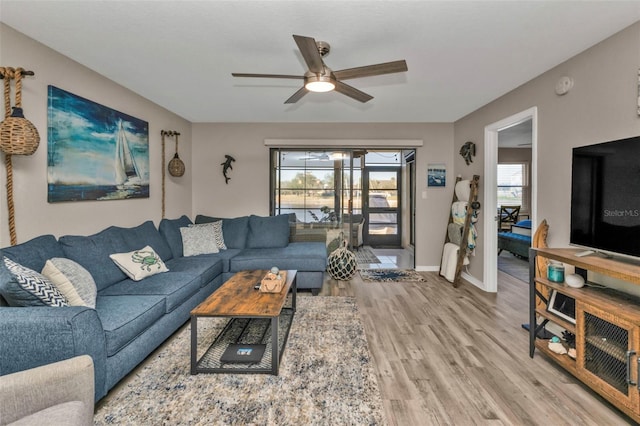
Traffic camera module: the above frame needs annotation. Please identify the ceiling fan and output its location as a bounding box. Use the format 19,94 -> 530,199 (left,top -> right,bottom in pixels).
231,35 -> 408,104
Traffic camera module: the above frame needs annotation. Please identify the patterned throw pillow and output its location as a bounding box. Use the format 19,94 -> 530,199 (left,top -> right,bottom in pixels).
42,258 -> 97,308
188,221 -> 227,250
180,225 -> 220,256
1,257 -> 68,307
109,245 -> 169,281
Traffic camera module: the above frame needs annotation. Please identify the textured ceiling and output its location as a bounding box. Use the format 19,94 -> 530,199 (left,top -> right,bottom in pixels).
2,1 -> 639,123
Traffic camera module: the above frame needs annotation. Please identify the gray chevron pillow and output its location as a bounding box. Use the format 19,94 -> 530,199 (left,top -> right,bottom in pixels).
0,257 -> 69,307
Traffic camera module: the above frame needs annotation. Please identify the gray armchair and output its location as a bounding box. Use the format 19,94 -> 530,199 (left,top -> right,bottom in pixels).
0,355 -> 94,426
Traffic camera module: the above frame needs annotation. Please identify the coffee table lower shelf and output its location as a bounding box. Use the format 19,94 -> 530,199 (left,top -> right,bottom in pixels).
191,307 -> 294,375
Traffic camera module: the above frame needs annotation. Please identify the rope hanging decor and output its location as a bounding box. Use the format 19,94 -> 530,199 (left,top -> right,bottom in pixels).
0,67 -> 39,155
0,67 -> 38,245
160,130 -> 182,219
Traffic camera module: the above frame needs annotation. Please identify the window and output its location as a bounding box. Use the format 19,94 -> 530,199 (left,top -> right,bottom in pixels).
270,149 -> 363,223
497,162 -> 529,211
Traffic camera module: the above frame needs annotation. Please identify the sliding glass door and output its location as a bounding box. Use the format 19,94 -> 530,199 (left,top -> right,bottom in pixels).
271,148 -> 407,249
270,149 -> 363,248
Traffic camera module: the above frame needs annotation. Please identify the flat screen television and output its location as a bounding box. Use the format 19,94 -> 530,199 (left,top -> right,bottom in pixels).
570,135 -> 640,258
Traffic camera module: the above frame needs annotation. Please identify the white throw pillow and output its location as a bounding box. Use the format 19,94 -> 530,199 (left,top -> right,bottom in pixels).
188,221 -> 227,250
109,245 -> 169,281
180,225 -> 220,256
42,257 -> 98,309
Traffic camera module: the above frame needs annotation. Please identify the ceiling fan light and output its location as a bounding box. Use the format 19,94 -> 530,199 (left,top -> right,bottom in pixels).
305,75 -> 335,92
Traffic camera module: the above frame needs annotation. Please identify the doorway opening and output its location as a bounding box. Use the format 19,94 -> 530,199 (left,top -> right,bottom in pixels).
269,148 -> 414,251
483,107 -> 538,292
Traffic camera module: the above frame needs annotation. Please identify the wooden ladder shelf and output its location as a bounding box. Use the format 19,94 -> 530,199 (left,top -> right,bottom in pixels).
442,175 -> 480,287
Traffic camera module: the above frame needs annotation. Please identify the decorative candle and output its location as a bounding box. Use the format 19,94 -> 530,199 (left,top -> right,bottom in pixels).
548,262 -> 565,283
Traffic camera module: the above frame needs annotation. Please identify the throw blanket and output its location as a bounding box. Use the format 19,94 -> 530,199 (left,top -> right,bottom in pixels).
451,201 -> 477,252
440,242 -> 470,282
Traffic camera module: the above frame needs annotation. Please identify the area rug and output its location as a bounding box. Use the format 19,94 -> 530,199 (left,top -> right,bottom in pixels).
354,246 -> 381,265
498,252 -> 529,282
359,268 -> 427,282
94,297 -> 386,425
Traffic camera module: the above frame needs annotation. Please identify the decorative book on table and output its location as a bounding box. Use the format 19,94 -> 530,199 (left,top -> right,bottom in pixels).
220,344 -> 266,364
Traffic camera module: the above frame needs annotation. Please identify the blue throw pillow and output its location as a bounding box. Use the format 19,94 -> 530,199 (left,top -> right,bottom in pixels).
247,215 -> 290,249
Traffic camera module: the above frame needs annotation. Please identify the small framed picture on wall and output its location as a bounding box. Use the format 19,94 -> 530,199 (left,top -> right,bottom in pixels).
427,163 -> 446,187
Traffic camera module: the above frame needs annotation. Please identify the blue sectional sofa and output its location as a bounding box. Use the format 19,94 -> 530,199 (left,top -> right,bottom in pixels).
0,214 -> 326,401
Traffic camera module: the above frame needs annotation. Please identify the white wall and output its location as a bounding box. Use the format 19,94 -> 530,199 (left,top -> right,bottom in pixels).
454,22 -> 640,286
192,123 -> 454,269
0,24 -> 192,245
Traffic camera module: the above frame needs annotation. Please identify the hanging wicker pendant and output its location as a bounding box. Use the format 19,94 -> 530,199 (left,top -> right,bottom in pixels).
168,152 -> 185,177
0,106 -> 40,155
167,133 -> 185,177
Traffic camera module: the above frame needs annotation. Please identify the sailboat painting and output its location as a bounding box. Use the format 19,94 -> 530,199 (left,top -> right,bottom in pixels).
47,86 -> 149,202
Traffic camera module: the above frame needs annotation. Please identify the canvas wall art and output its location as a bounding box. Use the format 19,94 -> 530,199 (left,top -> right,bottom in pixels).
427,163 -> 446,187
47,85 -> 149,202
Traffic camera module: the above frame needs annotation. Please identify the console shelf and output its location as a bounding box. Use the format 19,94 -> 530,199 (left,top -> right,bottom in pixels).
529,248 -> 640,422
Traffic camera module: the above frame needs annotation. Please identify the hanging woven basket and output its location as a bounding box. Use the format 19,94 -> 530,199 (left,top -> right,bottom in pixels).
0,106 -> 39,156
327,235 -> 357,280
168,153 -> 185,177
167,133 -> 185,177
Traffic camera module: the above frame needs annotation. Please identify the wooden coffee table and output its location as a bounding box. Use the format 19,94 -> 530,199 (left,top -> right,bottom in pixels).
190,270 -> 296,375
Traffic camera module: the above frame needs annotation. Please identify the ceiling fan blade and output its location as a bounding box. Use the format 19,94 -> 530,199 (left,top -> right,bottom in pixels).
231,73 -> 304,79
293,35 -> 324,74
334,81 -> 373,103
284,87 -> 308,104
333,60 -> 408,80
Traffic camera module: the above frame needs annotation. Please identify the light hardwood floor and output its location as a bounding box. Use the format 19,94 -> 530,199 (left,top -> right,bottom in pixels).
317,269 -> 634,425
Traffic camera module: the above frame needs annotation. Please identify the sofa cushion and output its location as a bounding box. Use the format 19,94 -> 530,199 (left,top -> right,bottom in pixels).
122,221 -> 173,262
41,258 -> 97,308
59,229 -> 128,292
180,225 -> 219,256
0,257 -> 69,307
98,271 -> 200,313
159,215 -> 193,258
95,294 -> 166,356
246,215 -> 289,249
1,234 -> 64,272
109,245 -> 169,281
229,242 -> 327,272
195,215 -> 249,249
165,255 -> 223,286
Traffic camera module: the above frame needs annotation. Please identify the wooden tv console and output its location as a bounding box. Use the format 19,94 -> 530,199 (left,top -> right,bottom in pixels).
529,247 -> 640,422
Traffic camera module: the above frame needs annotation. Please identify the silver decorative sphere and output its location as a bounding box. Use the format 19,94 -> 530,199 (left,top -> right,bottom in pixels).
270,266 -> 280,275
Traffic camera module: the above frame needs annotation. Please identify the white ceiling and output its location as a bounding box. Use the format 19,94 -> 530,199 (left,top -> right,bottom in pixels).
2,1 -> 639,123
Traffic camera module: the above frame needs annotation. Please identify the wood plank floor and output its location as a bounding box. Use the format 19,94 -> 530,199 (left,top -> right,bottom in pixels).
317,270 -> 634,425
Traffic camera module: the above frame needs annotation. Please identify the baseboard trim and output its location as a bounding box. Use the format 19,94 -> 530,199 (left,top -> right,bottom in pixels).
415,265 -> 439,272
461,271 -> 487,291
